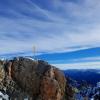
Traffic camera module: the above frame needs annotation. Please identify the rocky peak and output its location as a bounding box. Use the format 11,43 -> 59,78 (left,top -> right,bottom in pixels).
0,57 -> 66,100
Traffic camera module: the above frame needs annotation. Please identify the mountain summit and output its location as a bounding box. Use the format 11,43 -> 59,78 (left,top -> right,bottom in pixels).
0,57 -> 66,100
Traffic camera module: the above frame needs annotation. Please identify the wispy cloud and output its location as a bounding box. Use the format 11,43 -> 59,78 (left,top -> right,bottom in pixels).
53,61 -> 100,70
0,0 -> 100,67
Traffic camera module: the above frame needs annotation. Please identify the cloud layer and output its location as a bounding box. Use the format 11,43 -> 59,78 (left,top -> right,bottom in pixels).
0,0 -> 100,69
0,0 -> 100,54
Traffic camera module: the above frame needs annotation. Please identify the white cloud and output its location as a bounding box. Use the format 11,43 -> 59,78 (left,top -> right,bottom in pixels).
70,57 -> 100,62
52,56 -> 100,69
0,0 -> 100,55
53,61 -> 100,70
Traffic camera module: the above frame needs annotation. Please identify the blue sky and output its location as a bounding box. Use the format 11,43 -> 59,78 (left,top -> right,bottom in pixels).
0,0 -> 100,69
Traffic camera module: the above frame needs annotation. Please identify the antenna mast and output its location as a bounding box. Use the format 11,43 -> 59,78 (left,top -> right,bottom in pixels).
33,45 -> 36,60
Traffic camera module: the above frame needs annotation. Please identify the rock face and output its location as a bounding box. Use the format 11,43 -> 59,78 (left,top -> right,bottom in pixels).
65,83 -> 75,100
0,57 -> 66,100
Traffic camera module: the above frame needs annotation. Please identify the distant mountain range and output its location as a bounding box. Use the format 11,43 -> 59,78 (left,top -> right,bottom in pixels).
63,69 -> 100,85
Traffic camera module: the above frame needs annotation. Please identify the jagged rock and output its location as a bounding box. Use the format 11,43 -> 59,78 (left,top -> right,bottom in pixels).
40,67 -> 66,100
65,84 -> 75,100
0,57 -> 66,100
0,60 -> 5,82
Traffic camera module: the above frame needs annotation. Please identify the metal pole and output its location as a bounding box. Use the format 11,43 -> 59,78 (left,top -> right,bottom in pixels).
33,46 -> 36,60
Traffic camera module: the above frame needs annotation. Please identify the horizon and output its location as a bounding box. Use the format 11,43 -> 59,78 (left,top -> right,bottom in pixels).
0,0 -> 100,69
